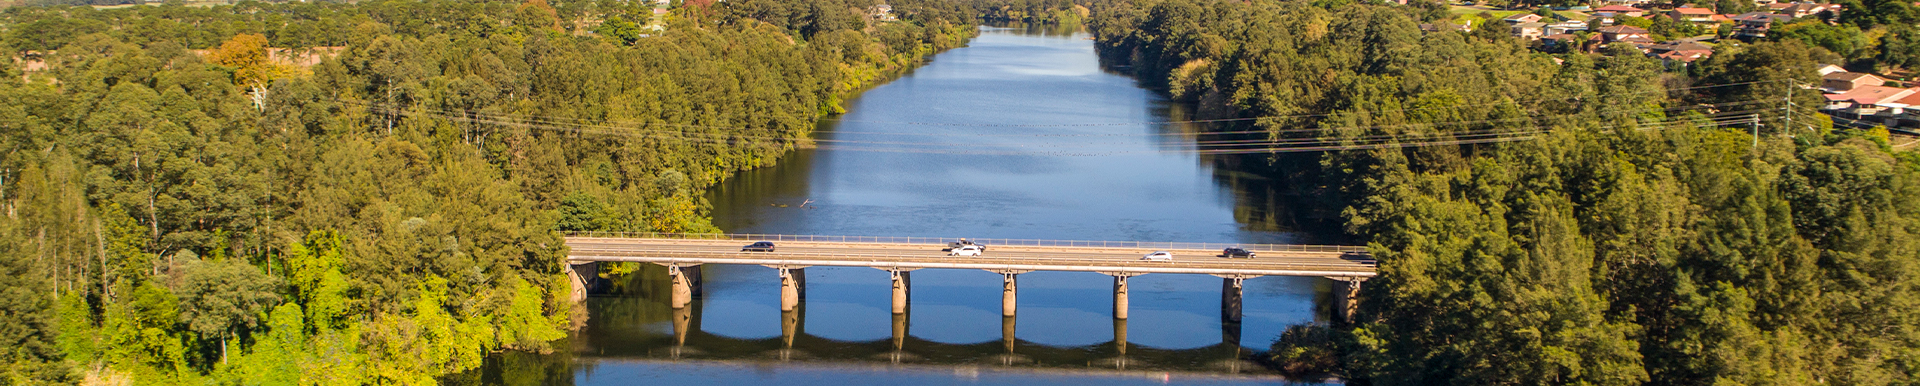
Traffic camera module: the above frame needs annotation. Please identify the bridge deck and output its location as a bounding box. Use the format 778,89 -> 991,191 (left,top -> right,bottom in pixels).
565,237 -> 1376,278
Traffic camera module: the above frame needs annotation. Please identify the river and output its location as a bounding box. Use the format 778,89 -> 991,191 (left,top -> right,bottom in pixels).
527,25 -> 1346,385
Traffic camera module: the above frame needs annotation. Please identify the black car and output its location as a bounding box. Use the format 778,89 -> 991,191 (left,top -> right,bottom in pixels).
1221,247 -> 1255,258
742,241 -> 776,252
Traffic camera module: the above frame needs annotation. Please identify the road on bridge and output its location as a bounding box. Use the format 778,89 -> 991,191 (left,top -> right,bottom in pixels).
564,237 -> 1377,277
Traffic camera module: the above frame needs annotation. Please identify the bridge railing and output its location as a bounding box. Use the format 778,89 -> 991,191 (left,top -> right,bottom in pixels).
561,231 -> 1370,254
564,249 -> 1377,272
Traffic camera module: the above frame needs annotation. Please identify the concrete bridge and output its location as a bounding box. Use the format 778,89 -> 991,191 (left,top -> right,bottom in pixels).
562,233 -> 1377,322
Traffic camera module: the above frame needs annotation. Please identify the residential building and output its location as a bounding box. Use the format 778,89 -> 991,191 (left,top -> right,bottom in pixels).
1731,12 -> 1792,38
1503,13 -> 1545,24
1668,7 -> 1718,27
1512,22 -> 1547,40
1595,5 -> 1647,18
1646,41 -> 1714,63
1824,72 -> 1889,92
1597,25 -> 1651,43
1545,20 -> 1589,35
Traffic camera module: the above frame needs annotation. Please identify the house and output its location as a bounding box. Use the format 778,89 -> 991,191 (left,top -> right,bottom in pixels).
1668,7 -> 1718,26
870,3 -> 896,21
1826,85 -> 1912,106
1512,22 -> 1548,40
1824,72 -> 1888,92
1545,20 -> 1589,35
1776,2 -> 1833,18
1597,25 -> 1651,43
1646,41 -> 1714,63
1595,5 -> 1647,18
1817,64 -> 1848,76
1504,13 -> 1545,24
1731,12 -> 1792,38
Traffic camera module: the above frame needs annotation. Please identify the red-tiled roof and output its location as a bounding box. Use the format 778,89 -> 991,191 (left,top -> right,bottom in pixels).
1830,86 -> 1914,105
1596,5 -> 1645,11
1671,7 -> 1714,14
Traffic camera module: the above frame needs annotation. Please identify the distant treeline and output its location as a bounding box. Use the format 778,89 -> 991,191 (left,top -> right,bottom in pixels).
1092,0 -> 1919,384
0,0 -> 977,384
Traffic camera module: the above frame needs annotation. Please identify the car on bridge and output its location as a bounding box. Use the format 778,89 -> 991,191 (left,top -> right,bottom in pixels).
945,239 -> 986,251
741,241 -> 776,252
1221,247 -> 1256,258
950,245 -> 983,257
1142,251 -> 1173,261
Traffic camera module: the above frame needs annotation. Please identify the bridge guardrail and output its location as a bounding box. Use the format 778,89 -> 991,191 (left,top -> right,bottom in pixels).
562,231 -> 1370,255
565,249 -> 1378,272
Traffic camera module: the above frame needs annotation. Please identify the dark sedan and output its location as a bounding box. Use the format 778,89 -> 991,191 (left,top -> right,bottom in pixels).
742,241 -> 776,252
1221,247 -> 1256,258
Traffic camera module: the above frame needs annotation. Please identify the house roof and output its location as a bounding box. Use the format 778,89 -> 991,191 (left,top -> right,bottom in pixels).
1825,71 -> 1885,83
1733,12 -> 1791,22
1596,5 -> 1645,11
1514,22 -> 1548,29
1893,91 -> 1920,106
1829,86 -> 1914,105
1711,14 -> 1734,21
1651,41 -> 1713,51
1598,25 -> 1651,34
1671,7 -> 1715,15
1504,13 -> 1544,22
1655,50 -> 1712,62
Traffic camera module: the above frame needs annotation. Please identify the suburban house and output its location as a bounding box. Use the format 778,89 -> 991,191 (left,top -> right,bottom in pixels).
1818,64 -> 1848,76
1545,20 -> 1589,35
1503,13 -> 1545,24
870,3 -> 896,21
1771,2 -> 1841,18
1597,25 -> 1651,43
1646,41 -> 1714,64
1667,7 -> 1719,28
1594,5 -> 1647,18
1732,12 -> 1793,38
1824,72 -> 1889,92
1512,22 -> 1547,40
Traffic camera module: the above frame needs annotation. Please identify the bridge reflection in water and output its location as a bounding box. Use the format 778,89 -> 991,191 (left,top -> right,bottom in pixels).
573,265 -> 1330,378
584,300 -> 1265,374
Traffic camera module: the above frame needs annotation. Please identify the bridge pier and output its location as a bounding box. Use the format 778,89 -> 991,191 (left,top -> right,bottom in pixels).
1112,275 -> 1131,320
890,270 -> 912,314
1221,276 -> 1245,324
668,265 -> 698,309
777,267 -> 807,312
1113,318 -> 1129,356
1000,272 -> 1020,317
1333,277 -> 1366,323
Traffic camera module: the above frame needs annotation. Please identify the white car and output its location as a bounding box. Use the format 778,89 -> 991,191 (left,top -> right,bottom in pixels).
1142,251 -> 1173,261
950,245 -> 983,257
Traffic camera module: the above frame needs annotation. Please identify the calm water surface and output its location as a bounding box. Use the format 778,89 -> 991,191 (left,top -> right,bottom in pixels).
559,25 -> 1344,385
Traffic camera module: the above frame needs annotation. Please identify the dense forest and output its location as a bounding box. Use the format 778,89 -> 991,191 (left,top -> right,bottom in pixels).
1091,0 -> 1919,384
0,0 -> 977,384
